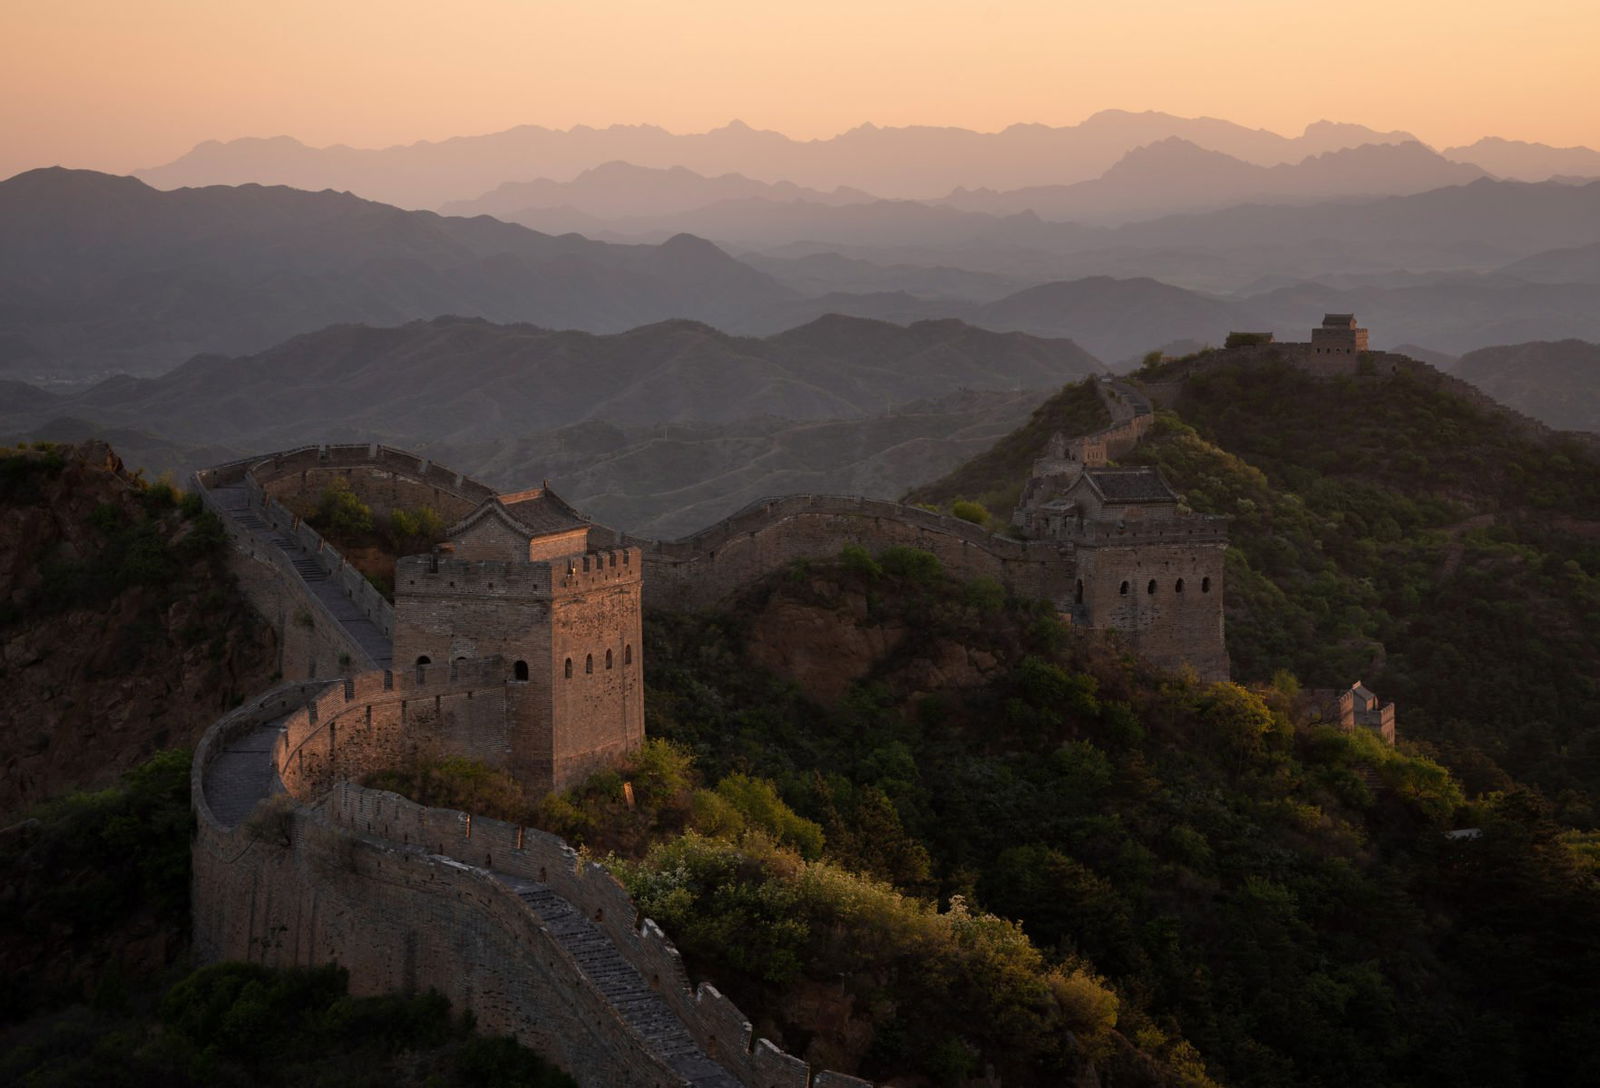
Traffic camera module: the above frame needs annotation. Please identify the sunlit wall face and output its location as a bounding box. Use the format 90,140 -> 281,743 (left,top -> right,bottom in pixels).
2,0 -> 1596,178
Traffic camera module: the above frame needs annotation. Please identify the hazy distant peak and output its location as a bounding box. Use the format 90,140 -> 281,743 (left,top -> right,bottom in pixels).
656,231 -> 728,254
1302,118 -> 1417,141
1111,137 -> 1245,167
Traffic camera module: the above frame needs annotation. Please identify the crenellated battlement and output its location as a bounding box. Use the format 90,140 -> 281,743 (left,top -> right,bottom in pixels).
554,546 -> 641,593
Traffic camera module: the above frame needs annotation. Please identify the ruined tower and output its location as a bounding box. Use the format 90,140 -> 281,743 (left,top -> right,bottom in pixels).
393,486 -> 643,793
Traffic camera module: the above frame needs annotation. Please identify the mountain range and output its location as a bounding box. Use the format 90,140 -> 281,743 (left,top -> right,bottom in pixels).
1440,136 -> 1600,181
10,165 -> 1600,386
0,167 -> 794,379
0,312 -> 1097,448
934,139 -> 1487,224
439,161 -> 877,220
132,112 -> 1429,208
0,314 -> 1100,532
1452,339 -> 1600,432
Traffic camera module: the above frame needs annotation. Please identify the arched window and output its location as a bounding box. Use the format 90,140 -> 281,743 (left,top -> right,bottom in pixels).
624,645 -> 633,666
564,658 -> 573,679
605,649 -> 614,669
513,660 -> 529,682
1075,579 -> 1084,604
1175,578 -> 1185,593
1147,579 -> 1157,595
415,655 -> 431,666
1119,581 -> 1129,596
1201,576 -> 1212,593
585,653 -> 593,674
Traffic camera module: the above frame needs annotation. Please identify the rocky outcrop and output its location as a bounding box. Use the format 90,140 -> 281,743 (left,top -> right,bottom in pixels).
0,442 -> 276,815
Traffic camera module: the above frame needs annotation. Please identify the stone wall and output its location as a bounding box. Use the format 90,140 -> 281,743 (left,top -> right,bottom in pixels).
250,444 -> 495,522
193,471 -> 374,681
192,675 -> 875,1088
631,495 -> 1075,612
272,660 -> 517,799
1074,528 -> 1229,679
549,551 -> 645,791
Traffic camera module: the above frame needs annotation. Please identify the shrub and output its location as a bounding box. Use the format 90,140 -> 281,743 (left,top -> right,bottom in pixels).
693,774 -> 825,859
879,545 -> 942,583
840,543 -> 882,579
365,756 -> 529,823
1224,331 -> 1273,349
951,500 -> 990,526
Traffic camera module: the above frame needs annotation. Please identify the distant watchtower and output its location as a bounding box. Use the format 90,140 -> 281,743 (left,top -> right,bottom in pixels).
1310,313 -> 1369,355
393,486 -> 643,793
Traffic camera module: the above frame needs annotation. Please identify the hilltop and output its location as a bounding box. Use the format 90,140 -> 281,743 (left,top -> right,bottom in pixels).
913,346 -> 1600,812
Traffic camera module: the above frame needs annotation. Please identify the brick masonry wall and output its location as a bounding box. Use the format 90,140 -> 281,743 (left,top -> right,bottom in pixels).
549,563 -> 645,792
225,548 -> 368,682
250,444 -> 495,522
632,496 -> 1075,613
193,690 -> 876,1088
1076,536 -> 1229,680
393,549 -> 646,793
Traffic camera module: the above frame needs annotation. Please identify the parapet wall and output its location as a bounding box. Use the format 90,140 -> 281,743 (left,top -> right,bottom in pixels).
248,443 -> 497,518
1093,378 -> 1155,459
192,474 -> 377,676
273,659 -> 516,799
629,494 -> 1074,612
193,670 -> 875,1088
245,471 -> 397,642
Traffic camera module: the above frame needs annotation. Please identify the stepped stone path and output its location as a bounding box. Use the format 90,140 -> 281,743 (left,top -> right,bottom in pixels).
496,874 -> 742,1088
199,724 -> 744,1083
210,483 -> 392,668
204,718 -> 291,829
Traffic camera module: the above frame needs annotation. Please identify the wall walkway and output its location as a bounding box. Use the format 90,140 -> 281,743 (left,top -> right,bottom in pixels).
193,666 -> 875,1088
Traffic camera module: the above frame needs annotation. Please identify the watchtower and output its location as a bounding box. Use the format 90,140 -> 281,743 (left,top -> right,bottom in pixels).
1310,313 -> 1369,355
393,486 -> 643,793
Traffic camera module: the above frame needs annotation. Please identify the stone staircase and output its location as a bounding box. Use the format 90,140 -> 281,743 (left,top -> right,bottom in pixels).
208,482 -> 392,668
497,875 -> 740,1088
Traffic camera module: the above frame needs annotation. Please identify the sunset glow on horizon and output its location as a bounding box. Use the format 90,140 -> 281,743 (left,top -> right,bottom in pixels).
4,0 -> 1598,179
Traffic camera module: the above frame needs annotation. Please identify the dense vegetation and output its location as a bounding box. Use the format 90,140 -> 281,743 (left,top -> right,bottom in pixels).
1,748 -> 194,1021
914,357 -> 1600,822
293,476 -> 448,597
372,546 -> 1595,1085
0,443 -> 231,633
0,441 -> 275,815
0,961 -> 575,1088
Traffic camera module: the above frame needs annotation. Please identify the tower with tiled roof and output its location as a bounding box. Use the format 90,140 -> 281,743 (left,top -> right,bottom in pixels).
393,485 -> 643,793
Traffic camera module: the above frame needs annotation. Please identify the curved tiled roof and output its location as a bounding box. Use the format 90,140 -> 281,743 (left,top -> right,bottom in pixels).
1082,467 -> 1178,503
497,487 -> 591,536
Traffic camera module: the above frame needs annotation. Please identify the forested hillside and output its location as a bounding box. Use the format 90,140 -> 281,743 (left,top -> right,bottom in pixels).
914,355 -> 1600,818
424,551 -> 1600,1087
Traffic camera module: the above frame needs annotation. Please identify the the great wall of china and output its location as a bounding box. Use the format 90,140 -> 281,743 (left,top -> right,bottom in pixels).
197,447 -> 990,1087
193,665 -> 871,1088
199,328 -> 1474,1084
188,377 -> 1188,1087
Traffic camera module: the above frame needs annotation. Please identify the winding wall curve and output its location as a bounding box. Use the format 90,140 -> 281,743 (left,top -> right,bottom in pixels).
192,665 -> 875,1088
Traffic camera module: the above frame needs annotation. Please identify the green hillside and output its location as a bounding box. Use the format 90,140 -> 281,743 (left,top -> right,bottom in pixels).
914,356 -> 1600,817
510,551 -> 1600,1087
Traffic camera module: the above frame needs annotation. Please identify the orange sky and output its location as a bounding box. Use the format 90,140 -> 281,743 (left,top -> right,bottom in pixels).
3,0 -> 1597,179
